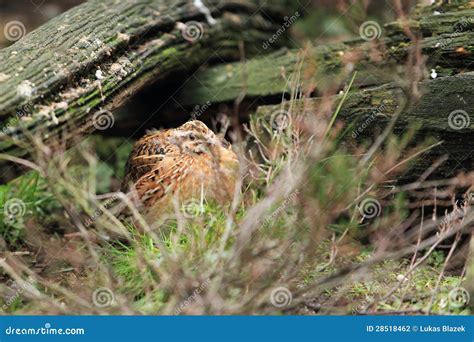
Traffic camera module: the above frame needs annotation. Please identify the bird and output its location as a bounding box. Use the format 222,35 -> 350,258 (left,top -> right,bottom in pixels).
121,120 -> 239,221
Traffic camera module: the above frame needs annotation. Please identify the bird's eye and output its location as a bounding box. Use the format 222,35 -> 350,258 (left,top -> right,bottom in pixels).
189,133 -> 196,141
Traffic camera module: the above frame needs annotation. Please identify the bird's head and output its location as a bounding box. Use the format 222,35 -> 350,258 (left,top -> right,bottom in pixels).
171,120 -> 231,156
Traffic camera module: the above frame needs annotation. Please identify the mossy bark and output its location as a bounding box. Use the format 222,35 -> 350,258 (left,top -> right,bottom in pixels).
255,72 -> 473,182
1,0 -> 473,183
0,0 -> 296,175
177,5 -> 474,105
170,2 -> 474,182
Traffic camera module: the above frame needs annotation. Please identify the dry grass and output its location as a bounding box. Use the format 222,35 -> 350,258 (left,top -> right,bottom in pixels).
1,2 -> 473,313
0,68 -> 472,315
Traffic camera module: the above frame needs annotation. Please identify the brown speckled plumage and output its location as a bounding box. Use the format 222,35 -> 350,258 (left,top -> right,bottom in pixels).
122,120 -> 239,220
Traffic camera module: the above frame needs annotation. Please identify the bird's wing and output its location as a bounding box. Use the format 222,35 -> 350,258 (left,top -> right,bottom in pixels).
133,154 -> 194,206
121,131 -> 176,191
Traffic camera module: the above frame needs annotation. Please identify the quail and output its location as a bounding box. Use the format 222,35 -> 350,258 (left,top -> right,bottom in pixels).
122,120 -> 239,221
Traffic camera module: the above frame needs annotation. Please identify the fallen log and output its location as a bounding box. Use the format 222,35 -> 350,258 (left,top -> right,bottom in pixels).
176,4 -> 474,105
0,0 -> 296,180
1,0 -> 473,184
253,72 -> 473,182
163,1 -> 474,182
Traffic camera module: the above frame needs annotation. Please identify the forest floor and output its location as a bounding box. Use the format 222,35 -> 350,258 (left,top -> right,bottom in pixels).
0,106 -> 470,315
